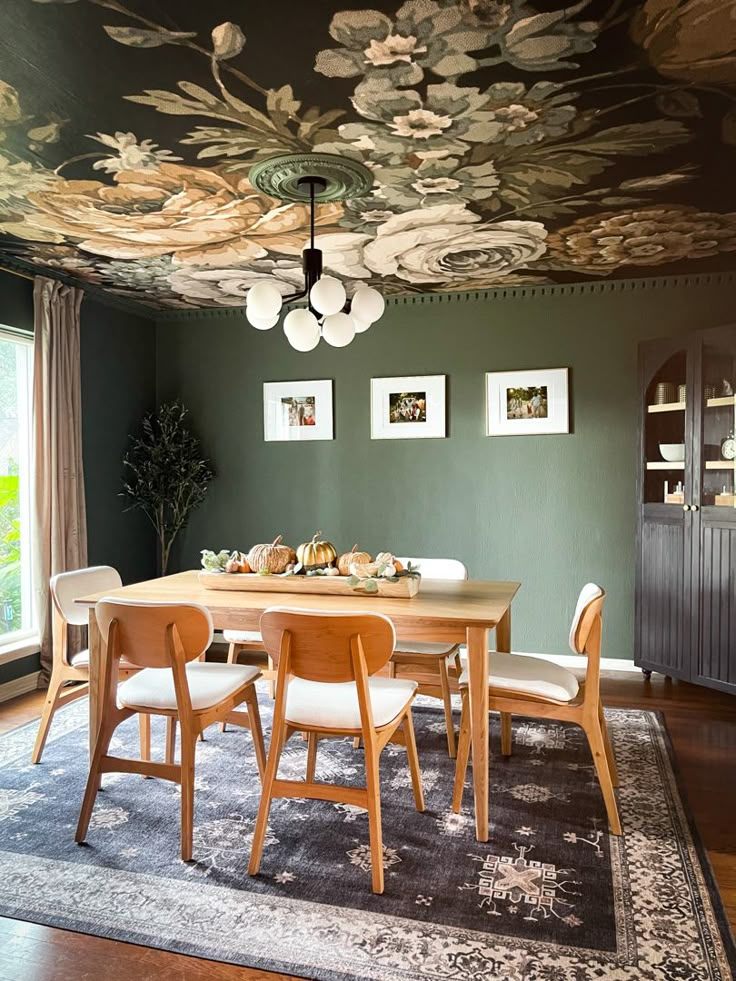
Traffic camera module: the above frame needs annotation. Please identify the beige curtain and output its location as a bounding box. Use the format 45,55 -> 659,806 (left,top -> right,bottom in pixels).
32,277 -> 87,681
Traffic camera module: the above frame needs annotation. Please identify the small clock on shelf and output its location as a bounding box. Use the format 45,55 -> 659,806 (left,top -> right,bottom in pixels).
721,431 -> 735,461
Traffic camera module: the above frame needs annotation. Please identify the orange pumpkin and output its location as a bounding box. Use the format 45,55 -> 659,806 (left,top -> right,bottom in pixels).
337,543 -> 372,576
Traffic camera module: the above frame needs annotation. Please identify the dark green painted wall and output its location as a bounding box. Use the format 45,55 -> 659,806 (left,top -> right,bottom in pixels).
80,297 -> 157,584
0,271 -> 156,686
157,277 -> 736,661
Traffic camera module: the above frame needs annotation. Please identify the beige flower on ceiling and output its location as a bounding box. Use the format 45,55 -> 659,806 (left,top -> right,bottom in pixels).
89,132 -> 182,174
22,164 -> 343,265
547,206 -> 736,272
363,203 -> 547,284
364,34 -> 427,67
389,108 -> 453,140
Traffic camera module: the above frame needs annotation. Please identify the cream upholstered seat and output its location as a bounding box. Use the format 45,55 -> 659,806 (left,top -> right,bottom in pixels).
458,653 -> 579,703
32,565 -> 147,765
394,640 -> 457,656
249,607 -> 425,895
223,629 -> 262,645
390,556 -> 468,758
76,599 -> 265,862
118,662 -> 261,713
285,676 -> 417,730
453,583 -> 621,836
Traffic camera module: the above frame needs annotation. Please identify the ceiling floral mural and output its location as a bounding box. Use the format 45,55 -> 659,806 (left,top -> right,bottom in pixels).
0,0 -> 734,309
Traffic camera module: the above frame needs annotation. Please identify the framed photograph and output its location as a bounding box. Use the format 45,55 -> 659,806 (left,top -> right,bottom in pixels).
486,368 -> 569,436
263,380 -> 333,441
371,375 -> 446,440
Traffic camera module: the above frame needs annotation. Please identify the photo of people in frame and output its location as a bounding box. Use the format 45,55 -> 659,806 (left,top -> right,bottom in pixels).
506,385 -> 548,420
389,391 -> 427,423
281,395 -> 316,427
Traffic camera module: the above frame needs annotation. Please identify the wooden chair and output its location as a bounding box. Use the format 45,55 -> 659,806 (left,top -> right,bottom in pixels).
32,566 -> 148,765
249,607 -> 425,895
220,628 -> 274,733
389,557 -> 467,757
75,598 -> 266,861
452,583 -> 621,835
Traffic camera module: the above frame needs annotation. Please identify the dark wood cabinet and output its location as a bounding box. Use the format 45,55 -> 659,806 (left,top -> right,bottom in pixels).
636,325 -> 736,695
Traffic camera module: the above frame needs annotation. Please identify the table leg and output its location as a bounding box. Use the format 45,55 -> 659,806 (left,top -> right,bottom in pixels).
496,607 -> 512,755
88,609 -> 102,766
467,626 -> 489,842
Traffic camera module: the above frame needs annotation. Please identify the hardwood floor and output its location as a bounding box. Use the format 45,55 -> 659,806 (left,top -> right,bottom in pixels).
0,671 -> 734,980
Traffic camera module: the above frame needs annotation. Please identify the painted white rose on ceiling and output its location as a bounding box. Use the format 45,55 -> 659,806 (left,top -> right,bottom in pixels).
363,204 -> 547,284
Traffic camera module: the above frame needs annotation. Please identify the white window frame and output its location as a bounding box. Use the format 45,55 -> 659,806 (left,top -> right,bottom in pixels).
0,327 -> 37,658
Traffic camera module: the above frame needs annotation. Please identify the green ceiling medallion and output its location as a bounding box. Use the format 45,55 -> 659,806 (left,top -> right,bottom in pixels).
249,152 -> 374,203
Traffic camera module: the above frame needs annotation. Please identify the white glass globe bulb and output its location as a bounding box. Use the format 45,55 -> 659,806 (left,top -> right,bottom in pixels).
246,281 -> 283,319
352,316 -> 371,334
283,308 -> 320,352
322,311 -> 356,348
310,275 -> 346,316
246,311 -> 279,330
351,286 -> 385,324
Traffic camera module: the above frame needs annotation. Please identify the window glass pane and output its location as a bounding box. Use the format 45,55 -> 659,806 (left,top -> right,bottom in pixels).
0,332 -> 33,640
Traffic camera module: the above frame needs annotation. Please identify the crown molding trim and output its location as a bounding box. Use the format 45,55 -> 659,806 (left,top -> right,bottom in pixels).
0,255 -> 159,321
154,270 -> 736,323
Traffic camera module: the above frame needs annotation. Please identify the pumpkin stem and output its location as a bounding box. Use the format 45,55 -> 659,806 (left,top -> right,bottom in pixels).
351,544 -> 359,553
312,531 -> 322,543
272,535 -> 283,546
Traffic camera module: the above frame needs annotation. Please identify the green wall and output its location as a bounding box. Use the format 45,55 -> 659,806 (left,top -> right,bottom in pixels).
157,276 -> 736,661
0,270 -> 156,686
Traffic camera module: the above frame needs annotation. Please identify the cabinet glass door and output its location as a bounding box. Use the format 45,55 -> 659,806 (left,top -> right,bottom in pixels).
643,349 -> 690,507
700,337 -> 736,508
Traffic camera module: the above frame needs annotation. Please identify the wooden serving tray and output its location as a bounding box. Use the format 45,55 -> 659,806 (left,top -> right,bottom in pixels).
198,571 -> 420,598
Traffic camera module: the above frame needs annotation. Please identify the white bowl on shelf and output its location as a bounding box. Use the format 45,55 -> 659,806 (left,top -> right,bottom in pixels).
659,443 -> 685,462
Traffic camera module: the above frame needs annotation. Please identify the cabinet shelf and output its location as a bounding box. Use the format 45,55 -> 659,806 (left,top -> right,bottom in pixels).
706,396 -> 735,408
647,401 -> 685,414
705,460 -> 736,470
646,461 -> 685,470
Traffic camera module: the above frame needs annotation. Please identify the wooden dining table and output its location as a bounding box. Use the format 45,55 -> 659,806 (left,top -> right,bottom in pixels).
78,570 -> 520,843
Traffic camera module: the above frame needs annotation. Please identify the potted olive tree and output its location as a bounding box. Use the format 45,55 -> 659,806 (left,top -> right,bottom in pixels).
121,401 -> 215,575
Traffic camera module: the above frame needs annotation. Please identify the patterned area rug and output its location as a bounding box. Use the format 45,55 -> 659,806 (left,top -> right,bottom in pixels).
0,691 -> 733,981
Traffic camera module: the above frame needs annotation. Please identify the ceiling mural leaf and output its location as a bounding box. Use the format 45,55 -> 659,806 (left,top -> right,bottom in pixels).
102,26 -> 199,48
0,0 -> 734,309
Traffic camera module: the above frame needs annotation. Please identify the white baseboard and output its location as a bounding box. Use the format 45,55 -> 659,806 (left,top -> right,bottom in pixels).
0,671 -> 41,704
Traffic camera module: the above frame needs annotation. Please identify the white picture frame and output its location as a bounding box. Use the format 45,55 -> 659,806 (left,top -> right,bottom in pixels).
263,379 -> 333,442
486,368 -> 569,436
371,375 -> 446,440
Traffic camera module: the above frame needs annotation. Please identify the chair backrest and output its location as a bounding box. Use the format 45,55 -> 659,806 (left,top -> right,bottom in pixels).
260,607 -> 395,683
396,557 -> 467,581
568,583 -> 605,655
51,566 -> 122,626
95,598 -> 213,669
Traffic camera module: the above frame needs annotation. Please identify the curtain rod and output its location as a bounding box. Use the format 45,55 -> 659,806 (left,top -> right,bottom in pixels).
0,263 -> 35,282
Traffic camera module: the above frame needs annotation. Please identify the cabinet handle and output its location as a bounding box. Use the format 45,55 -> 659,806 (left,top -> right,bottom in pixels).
691,504 -> 699,512
682,504 -> 691,512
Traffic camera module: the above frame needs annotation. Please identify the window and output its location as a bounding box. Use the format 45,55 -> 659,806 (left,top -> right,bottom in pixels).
0,329 -> 34,644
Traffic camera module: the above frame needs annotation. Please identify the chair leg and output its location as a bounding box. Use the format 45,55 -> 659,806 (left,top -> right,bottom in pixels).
364,737 -> 384,895
180,727 -> 198,861
165,717 -> 177,765
220,644 -> 240,732
268,656 -> 275,700
139,713 -> 152,777
500,712 -> 512,757
583,717 -> 621,836
249,717 -> 287,877
598,703 -> 619,788
452,695 -> 471,814
306,732 -> 318,783
453,650 -> 462,679
353,737 -> 361,749
76,714 -> 118,843
402,710 -> 424,812
244,686 -> 266,781
31,672 -> 65,764
439,657 -> 457,758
